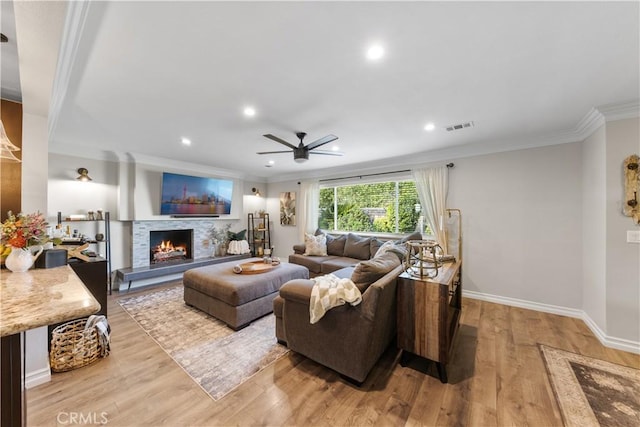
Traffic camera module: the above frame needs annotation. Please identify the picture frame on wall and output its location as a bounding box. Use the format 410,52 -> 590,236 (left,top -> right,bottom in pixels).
280,192 -> 296,226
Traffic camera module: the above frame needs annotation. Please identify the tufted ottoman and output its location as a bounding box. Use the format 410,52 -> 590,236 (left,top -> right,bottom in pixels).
183,258 -> 309,330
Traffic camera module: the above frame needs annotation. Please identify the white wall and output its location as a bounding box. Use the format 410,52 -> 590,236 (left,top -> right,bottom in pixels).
448,142 -> 583,309
605,117 -> 640,342
48,153 -> 129,271
582,125 -> 607,331
265,180 -> 300,260
21,113 -> 51,388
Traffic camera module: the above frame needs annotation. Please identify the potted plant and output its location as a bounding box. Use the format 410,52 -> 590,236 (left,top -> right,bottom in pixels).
208,224 -> 231,257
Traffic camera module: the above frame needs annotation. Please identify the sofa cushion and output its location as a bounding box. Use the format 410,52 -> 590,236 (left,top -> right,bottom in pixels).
373,240 -> 396,257
326,234 -> 347,256
304,233 -> 328,256
343,233 -> 372,260
373,240 -> 407,262
351,252 -> 401,289
369,238 -> 384,258
320,257 -> 359,274
288,253 -> 335,274
396,231 -> 423,244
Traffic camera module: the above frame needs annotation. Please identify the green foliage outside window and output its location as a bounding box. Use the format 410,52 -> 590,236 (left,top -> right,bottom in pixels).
318,180 -> 432,234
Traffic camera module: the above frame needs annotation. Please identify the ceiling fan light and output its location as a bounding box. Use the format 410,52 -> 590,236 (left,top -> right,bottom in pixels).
294,157 -> 307,163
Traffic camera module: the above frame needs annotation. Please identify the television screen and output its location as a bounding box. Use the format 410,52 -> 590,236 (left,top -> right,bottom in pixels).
160,172 -> 233,215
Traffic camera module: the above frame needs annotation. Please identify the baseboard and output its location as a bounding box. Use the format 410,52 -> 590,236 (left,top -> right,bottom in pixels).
580,312 -> 640,355
463,290 -> 640,355
462,290 -> 584,318
25,366 -> 51,389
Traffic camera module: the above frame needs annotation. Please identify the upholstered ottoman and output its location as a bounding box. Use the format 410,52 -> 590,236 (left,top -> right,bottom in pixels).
183,258 -> 309,330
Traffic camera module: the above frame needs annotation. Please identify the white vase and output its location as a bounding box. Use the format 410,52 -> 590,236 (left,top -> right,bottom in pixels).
5,246 -> 40,273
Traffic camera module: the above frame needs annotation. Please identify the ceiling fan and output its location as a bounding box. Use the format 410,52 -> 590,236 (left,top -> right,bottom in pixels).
257,132 -> 342,163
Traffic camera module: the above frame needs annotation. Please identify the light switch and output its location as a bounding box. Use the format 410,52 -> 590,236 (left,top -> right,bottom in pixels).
627,230 -> 640,243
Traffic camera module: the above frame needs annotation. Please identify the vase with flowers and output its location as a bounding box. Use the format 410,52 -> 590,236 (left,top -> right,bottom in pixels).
1,211 -> 49,272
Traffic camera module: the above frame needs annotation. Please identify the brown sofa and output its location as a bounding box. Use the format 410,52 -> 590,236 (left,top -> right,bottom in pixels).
288,231 -> 421,277
273,252 -> 405,384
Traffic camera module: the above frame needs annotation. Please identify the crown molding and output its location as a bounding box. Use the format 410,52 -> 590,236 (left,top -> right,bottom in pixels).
574,107 -> 605,140
269,101 -> 639,184
47,0 -> 92,139
597,100 -> 640,121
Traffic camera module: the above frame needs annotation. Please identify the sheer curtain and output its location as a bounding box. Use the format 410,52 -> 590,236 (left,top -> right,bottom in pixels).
412,166 -> 449,254
298,180 -> 319,242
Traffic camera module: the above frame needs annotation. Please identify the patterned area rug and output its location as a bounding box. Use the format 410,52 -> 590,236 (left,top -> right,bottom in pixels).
118,285 -> 288,400
539,344 -> 640,427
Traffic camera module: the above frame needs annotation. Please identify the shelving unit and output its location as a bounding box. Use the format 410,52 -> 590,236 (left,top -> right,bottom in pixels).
248,213 -> 271,257
57,211 -> 112,294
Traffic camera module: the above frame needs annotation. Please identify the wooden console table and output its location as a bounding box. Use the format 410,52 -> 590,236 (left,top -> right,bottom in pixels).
396,261 -> 462,383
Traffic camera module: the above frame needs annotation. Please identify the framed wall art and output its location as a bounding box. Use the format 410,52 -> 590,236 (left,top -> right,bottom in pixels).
280,192 -> 296,226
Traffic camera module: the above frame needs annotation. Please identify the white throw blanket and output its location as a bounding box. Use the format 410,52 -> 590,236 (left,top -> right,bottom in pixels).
309,274 -> 362,324
84,315 -> 111,357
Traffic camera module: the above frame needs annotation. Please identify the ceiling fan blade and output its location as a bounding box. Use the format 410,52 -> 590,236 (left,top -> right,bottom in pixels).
256,150 -> 292,155
309,150 -> 344,156
263,134 -> 297,150
306,134 -> 338,150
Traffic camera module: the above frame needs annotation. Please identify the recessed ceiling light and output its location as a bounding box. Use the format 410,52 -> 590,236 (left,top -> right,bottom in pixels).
424,123 -> 436,132
243,106 -> 256,117
181,137 -> 191,146
332,146 -> 340,151
366,44 -> 384,61
268,160 -> 275,165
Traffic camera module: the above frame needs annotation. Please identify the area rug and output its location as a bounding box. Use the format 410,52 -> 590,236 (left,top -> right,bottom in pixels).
539,344 -> 640,427
118,285 -> 288,400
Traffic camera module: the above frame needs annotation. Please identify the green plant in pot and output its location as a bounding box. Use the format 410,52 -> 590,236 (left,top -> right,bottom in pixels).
209,224 -> 231,257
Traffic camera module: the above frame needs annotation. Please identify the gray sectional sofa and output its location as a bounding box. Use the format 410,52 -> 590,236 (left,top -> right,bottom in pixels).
276,230 -> 423,383
288,231 -> 422,277
274,255 -> 404,383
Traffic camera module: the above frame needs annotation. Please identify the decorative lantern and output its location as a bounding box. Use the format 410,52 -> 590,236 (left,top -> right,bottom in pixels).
404,240 -> 444,279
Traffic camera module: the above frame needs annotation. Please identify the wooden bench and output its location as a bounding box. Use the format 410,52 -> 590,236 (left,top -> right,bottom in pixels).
115,254 -> 250,291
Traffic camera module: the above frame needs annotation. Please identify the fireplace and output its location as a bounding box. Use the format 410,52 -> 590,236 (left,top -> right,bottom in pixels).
150,229 -> 193,264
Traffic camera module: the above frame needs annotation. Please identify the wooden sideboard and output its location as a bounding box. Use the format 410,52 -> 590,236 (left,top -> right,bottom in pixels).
396,261 -> 462,383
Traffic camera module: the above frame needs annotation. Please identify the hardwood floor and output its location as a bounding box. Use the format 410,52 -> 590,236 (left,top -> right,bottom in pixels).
27,285 -> 639,426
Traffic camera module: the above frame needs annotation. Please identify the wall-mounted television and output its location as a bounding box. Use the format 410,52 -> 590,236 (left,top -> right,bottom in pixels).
160,172 -> 233,216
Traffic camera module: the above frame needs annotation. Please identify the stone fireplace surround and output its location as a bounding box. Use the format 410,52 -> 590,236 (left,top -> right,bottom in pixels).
131,219 -> 238,269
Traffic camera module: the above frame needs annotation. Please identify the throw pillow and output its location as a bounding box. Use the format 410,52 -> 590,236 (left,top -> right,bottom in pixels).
375,240 -> 408,262
326,234 -> 347,256
369,238 -> 384,258
304,233 -> 328,256
373,240 -> 396,257
228,229 -> 247,241
351,252 -> 401,288
395,231 -> 423,245
343,233 -> 372,260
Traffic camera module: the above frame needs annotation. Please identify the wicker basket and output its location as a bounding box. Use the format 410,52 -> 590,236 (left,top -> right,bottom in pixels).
50,318 -> 101,372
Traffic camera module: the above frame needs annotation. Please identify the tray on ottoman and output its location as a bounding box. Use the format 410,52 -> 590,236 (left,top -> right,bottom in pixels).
183,258 -> 308,330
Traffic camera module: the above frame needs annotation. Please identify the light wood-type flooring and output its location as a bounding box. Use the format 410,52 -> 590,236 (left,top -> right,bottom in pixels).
27,283 -> 639,426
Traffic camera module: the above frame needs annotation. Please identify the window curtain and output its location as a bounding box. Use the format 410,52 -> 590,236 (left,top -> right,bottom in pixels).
298,180 -> 319,242
412,166 -> 449,254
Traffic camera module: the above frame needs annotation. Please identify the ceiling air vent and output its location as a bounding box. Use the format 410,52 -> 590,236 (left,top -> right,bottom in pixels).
445,121 -> 474,132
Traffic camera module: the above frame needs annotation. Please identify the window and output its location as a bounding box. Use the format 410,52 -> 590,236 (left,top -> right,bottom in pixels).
318,180 -> 432,234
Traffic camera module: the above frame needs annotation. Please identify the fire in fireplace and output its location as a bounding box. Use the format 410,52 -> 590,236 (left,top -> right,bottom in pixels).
150,229 -> 193,264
